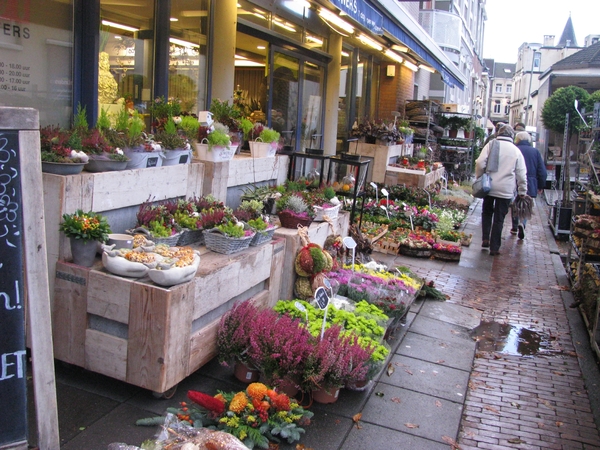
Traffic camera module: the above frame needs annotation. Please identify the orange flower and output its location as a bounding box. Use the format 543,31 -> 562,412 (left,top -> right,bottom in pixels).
229,392 -> 249,413
246,382 -> 268,401
271,393 -> 291,411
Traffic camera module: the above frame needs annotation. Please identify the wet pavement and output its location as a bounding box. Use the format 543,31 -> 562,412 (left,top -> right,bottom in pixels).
27,198 -> 600,449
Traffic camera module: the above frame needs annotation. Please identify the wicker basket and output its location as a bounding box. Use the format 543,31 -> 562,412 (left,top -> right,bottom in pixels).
278,211 -> 313,229
313,204 -> 341,222
250,227 -> 276,246
399,244 -> 431,258
204,228 -> 254,254
177,228 -> 205,246
432,250 -> 461,261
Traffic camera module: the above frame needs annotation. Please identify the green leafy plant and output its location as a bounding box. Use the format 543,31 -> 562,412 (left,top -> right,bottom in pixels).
258,128 -> 280,143
59,209 -> 111,242
155,117 -> 188,150
178,115 -> 199,140
541,85 -> 590,137
216,220 -> 247,238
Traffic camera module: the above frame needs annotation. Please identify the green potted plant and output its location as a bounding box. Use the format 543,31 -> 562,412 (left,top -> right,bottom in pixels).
249,122 -> 280,158
154,117 -> 192,166
59,209 -> 111,267
39,125 -> 90,175
276,194 -> 315,229
195,122 -> 236,162
204,219 -> 255,254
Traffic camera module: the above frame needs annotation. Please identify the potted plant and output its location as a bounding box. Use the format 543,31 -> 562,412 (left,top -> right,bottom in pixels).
247,216 -> 276,246
39,125 -> 90,175
195,122 -> 237,162
300,325 -> 372,403
208,98 -> 244,147
276,194 -> 315,229
216,300 -> 262,382
154,117 -> 192,166
249,123 -> 280,158
59,209 -> 111,267
246,311 -> 313,396
204,219 -> 255,254
149,96 -> 182,133
133,200 -> 182,246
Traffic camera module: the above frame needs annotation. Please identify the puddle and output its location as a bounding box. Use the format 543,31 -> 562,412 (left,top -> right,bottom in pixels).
471,321 -> 555,356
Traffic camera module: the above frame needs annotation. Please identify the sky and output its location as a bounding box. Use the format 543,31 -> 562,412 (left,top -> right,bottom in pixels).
483,0 -> 599,63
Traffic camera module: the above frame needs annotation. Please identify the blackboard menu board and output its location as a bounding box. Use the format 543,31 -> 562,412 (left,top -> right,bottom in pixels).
0,130 -> 27,445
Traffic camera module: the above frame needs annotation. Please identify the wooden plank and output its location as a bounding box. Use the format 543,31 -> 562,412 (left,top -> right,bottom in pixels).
19,126 -> 60,450
126,281 -> 194,393
85,329 -> 127,381
186,161 -> 205,198
52,263 -> 89,366
88,163 -> 204,211
193,244 -> 273,318
201,159 -> 229,202
227,155 -> 288,186
86,270 -> 132,324
266,238 -> 286,308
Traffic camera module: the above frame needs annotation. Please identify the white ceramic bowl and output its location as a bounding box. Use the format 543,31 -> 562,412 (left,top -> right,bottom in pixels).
107,233 -> 134,249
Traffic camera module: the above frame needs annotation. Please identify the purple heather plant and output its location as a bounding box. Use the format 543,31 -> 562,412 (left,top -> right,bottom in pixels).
247,311 -> 313,390
216,300 -> 261,366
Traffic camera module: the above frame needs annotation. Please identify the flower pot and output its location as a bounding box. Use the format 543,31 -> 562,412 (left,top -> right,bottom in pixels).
234,362 -> 260,383
249,140 -> 277,158
275,378 -> 300,398
41,161 -> 85,175
194,143 -> 236,162
162,148 -> 192,166
69,238 -> 98,267
277,211 -> 313,229
311,386 -> 340,404
124,150 -> 164,169
448,129 -> 459,138
84,158 -> 129,173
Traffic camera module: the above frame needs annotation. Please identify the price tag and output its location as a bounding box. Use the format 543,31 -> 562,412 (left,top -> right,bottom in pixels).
294,301 -> 308,323
380,188 -> 389,197
314,286 -> 330,310
343,236 -> 357,249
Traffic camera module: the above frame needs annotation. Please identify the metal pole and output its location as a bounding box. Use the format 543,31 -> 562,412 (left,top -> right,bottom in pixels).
524,49 -> 537,126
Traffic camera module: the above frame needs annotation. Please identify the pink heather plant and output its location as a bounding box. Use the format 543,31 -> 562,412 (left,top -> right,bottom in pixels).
247,311 -> 313,390
216,300 -> 260,367
301,325 -> 372,392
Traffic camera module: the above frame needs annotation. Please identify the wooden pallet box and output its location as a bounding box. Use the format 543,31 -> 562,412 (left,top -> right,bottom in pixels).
52,237 -> 286,395
385,166 -> 445,188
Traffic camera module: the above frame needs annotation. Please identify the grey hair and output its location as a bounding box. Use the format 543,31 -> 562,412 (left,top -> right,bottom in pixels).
497,124 -> 515,138
515,131 -> 531,144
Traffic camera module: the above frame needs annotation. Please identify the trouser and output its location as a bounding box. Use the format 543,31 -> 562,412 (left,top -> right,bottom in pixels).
482,196 -> 511,252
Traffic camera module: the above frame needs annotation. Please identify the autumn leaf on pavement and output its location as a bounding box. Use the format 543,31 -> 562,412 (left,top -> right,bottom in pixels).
508,438 -> 526,444
484,405 -> 499,414
391,397 -> 401,403
550,285 -> 570,291
540,399 -> 556,410
352,413 -> 362,429
404,423 -> 419,429
404,369 -> 413,375
296,445 -> 314,450
556,421 -> 563,427
435,400 -> 442,408
387,363 -> 395,376
442,435 -> 461,449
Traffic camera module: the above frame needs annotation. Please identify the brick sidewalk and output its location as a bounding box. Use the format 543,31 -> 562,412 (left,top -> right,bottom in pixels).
410,201 -> 600,449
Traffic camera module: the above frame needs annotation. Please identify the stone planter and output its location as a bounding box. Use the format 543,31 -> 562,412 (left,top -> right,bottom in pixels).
124,151 -> 164,169
162,148 -> 193,166
84,158 -> 129,173
41,162 -> 85,175
69,238 -> 98,267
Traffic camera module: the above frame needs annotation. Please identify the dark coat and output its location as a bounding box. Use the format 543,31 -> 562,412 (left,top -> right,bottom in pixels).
516,141 -> 547,197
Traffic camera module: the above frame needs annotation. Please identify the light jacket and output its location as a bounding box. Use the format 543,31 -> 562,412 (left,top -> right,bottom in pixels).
475,136 -> 527,199
516,141 -> 547,197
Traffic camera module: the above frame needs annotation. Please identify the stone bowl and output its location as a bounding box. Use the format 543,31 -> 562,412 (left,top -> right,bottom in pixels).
107,234 -> 134,249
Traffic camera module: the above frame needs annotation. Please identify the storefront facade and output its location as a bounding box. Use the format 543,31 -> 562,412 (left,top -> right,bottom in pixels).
0,0 -> 465,155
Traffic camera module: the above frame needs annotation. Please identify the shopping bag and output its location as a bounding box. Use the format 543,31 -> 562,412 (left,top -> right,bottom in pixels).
472,173 -> 491,198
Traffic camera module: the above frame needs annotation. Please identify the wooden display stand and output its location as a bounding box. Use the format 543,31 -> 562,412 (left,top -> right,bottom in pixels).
354,143 -> 408,184
52,238 -> 285,396
385,166 -> 445,189
274,212 -> 350,300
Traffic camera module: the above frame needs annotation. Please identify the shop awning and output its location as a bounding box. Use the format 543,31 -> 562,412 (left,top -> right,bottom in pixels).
373,0 -> 467,89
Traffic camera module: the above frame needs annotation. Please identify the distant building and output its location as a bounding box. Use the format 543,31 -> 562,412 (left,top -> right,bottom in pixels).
484,60 -> 515,127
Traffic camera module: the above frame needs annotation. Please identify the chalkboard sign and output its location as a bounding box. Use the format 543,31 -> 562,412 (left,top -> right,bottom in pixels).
314,286 -> 330,310
0,130 -> 28,445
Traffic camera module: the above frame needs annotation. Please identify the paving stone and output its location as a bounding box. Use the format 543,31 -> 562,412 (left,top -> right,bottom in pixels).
380,354 -> 471,402
342,421 -> 450,450
359,382 -> 464,443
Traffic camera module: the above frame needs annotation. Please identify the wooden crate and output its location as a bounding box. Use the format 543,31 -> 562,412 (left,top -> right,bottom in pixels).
385,166 -> 445,189
355,142 -> 403,184
52,238 -> 286,395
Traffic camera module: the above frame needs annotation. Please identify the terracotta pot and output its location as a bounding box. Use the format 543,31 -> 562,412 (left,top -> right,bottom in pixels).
311,386 -> 340,404
275,378 -> 300,398
448,129 -> 458,138
233,362 -> 260,383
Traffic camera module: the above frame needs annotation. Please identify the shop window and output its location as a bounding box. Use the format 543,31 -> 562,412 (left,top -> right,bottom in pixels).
0,0 -> 74,127
301,61 -> 324,151
169,0 -> 209,113
100,0 -> 155,116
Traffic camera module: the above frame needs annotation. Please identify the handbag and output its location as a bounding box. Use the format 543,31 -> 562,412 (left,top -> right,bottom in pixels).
472,172 -> 492,198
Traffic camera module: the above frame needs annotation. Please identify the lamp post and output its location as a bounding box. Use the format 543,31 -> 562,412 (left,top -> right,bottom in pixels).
524,45 -> 541,126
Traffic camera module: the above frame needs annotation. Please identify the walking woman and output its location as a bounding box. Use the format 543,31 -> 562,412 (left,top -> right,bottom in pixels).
475,124 -> 527,256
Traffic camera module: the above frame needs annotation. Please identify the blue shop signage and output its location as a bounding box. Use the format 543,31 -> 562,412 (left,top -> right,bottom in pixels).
330,0 -> 383,35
